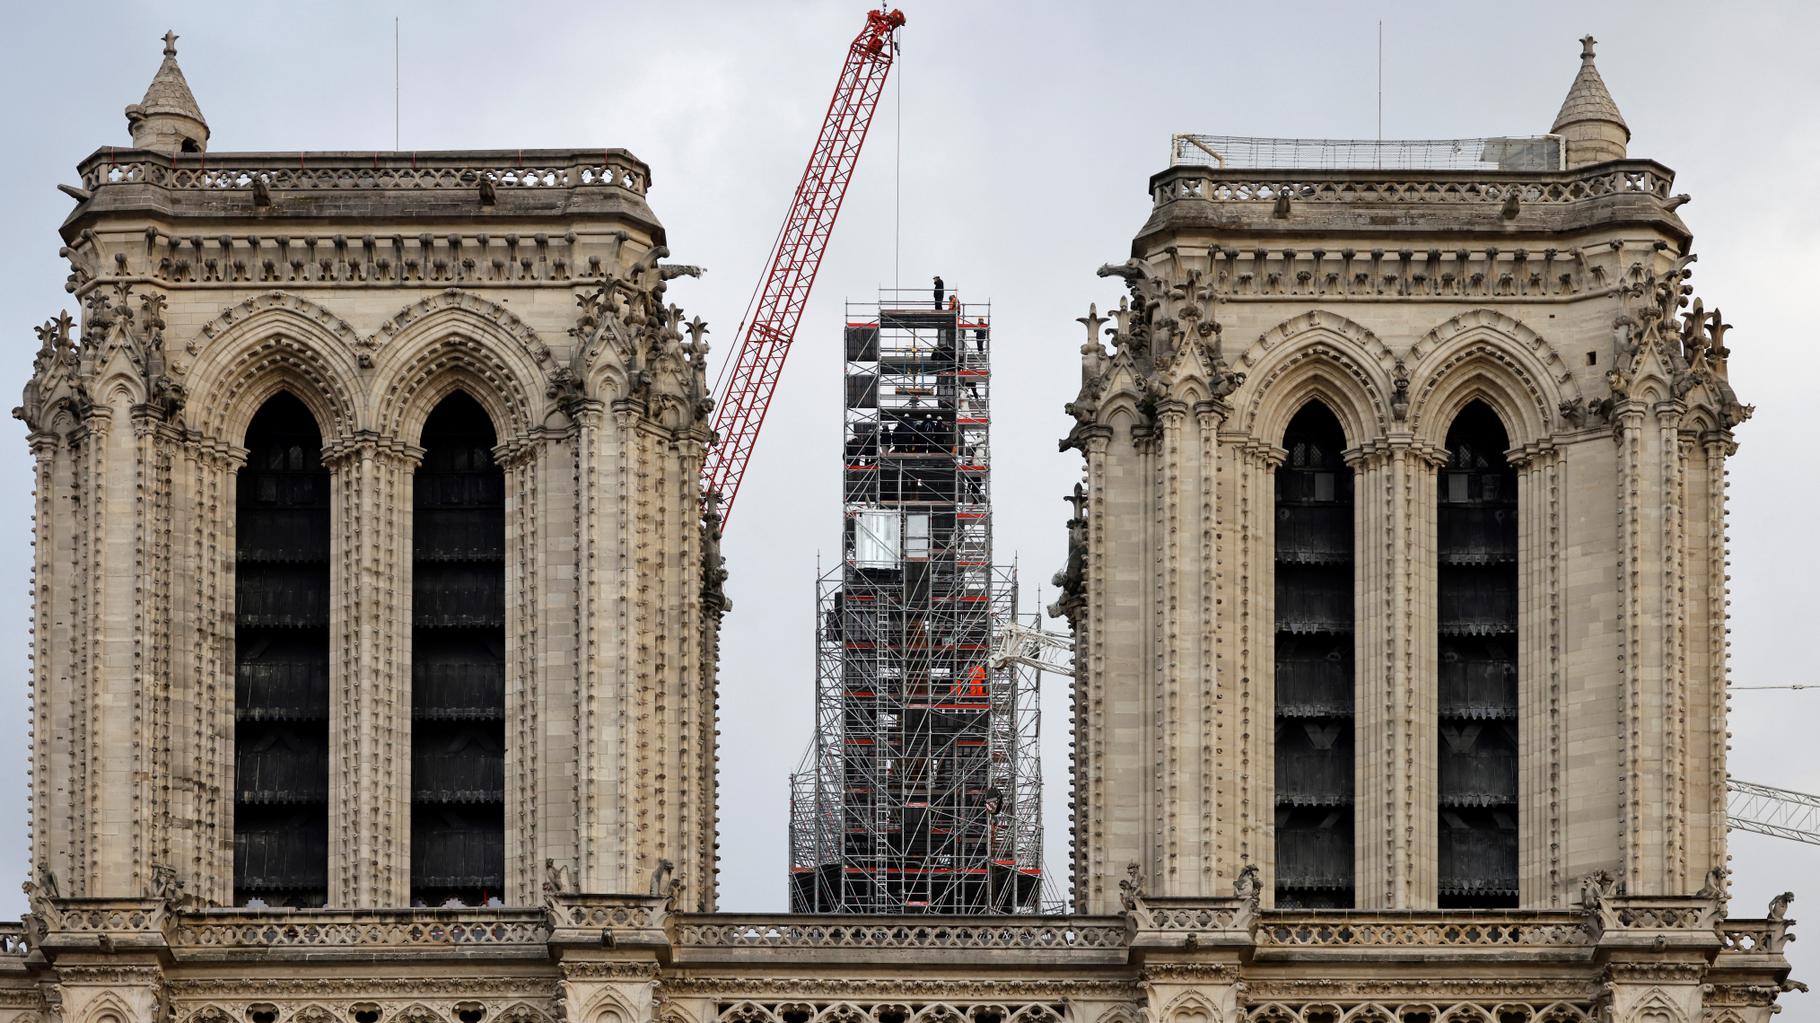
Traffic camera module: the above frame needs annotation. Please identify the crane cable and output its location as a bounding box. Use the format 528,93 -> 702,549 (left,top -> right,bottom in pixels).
893,22 -> 902,292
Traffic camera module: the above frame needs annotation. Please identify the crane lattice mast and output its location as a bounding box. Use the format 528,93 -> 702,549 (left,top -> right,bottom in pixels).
702,7 -> 906,523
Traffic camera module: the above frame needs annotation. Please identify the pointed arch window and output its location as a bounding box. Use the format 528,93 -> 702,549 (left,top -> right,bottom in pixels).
234,392 -> 331,907
1273,402 -> 1355,908
1437,401 -> 1519,907
411,392 -> 506,906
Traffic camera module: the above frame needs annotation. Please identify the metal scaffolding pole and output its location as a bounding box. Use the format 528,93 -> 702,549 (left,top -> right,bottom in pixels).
788,289 -> 1043,913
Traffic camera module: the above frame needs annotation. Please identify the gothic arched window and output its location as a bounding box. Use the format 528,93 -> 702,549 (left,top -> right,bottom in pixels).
1437,400 -> 1519,907
410,391 -> 506,906
234,391 -> 331,907
1273,401 -> 1355,908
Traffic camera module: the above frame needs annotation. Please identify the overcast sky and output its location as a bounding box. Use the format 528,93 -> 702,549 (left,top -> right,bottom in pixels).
0,0 -> 1814,991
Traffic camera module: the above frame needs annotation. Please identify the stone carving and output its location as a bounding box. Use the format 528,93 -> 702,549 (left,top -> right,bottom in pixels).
1694,865 -> 1729,903
1579,870 -> 1621,914
564,247 -> 712,431
1232,865 -> 1261,908
17,283 -> 188,432
649,859 -> 681,903
542,859 -> 576,898
15,311 -> 78,430
1117,861 -> 1145,912
1064,259 -> 1233,451
148,863 -> 203,912
701,491 -> 732,615
1049,484 -> 1088,621
1766,892 -> 1793,921
1607,253 -> 1751,428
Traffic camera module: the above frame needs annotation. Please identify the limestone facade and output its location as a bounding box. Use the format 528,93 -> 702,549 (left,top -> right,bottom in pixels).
0,31 -> 1798,1023
1048,35 -> 1797,1023
15,39 -> 725,916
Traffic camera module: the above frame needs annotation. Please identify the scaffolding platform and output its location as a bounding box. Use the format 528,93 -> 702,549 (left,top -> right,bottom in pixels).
789,289 -> 1043,914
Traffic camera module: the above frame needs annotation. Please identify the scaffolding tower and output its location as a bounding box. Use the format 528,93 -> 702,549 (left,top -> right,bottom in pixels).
789,289 -> 1043,914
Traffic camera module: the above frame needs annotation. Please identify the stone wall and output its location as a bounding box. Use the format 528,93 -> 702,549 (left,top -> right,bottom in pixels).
1058,160 -> 1750,914
17,150 -> 724,910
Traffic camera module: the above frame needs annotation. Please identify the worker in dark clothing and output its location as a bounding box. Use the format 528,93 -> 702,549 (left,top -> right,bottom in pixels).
933,275 -> 945,310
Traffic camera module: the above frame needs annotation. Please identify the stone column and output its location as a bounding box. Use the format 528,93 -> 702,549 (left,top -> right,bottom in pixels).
1613,398 -> 1693,895
1402,441 -> 1443,908
1231,440 -> 1279,901
535,411 -> 586,893
1513,441 -> 1566,906
64,394 -> 168,897
27,428 -> 71,895
322,433 -> 421,907
176,437 -> 244,907
1698,433 -> 1735,874
499,436 -> 543,906
1069,423 -> 1122,912
1350,437 -> 1441,907
1153,397 -> 1224,894
1349,442 -> 1390,905
1191,401 -> 1227,889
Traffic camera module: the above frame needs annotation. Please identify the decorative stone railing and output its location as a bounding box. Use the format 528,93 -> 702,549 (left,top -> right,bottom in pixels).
546,894 -> 669,949
79,149 -> 650,197
1254,911 -> 1594,949
1717,918 -> 1794,956
1593,895 -> 1720,933
672,914 -> 1130,953
169,908 -> 551,957
1127,897 -> 1256,951
1149,160 -> 1674,210
1133,898 -> 1254,933
2,901 -> 1783,970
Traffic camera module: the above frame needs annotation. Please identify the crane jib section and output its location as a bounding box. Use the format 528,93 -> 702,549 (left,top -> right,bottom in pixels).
702,8 -> 906,523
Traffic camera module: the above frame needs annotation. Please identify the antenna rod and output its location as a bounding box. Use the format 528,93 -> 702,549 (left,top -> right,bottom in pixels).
1376,20 -> 1383,167
394,17 -> 401,150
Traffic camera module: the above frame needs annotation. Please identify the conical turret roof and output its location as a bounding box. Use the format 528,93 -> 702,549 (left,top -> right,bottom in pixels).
1552,35 -> 1627,137
1550,35 -> 1629,168
125,31 -> 209,152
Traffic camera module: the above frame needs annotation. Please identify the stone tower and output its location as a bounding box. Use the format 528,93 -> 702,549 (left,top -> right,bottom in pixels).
19,32 -> 722,916
0,29 -> 1797,1023
1053,37 -> 1796,1020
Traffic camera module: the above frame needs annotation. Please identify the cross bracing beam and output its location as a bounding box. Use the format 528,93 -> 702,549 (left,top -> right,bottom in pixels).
1728,777 -> 1820,847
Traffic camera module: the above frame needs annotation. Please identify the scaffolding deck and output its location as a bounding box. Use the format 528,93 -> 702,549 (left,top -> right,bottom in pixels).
789,289 -> 1043,914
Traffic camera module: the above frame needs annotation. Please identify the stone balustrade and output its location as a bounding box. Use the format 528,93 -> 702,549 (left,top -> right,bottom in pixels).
1148,160 -> 1673,209
1717,917 -> 1795,956
1253,910 -> 1594,949
79,149 -> 650,196
169,907 -> 551,959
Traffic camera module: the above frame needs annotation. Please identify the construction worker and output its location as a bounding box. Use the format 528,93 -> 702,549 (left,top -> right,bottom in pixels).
932,275 -> 945,309
955,664 -> 987,700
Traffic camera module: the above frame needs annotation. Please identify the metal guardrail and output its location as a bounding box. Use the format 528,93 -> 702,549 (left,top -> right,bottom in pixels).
1170,134 -> 1565,172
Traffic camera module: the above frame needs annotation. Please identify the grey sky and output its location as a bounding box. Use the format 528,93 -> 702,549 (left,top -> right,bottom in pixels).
0,0 -> 1813,994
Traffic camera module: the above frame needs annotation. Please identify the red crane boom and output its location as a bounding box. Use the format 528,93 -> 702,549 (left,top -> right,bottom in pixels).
702,7 -> 906,524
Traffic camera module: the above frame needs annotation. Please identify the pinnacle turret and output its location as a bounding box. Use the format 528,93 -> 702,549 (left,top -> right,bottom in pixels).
1551,35 -> 1628,168
124,30 -> 209,153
